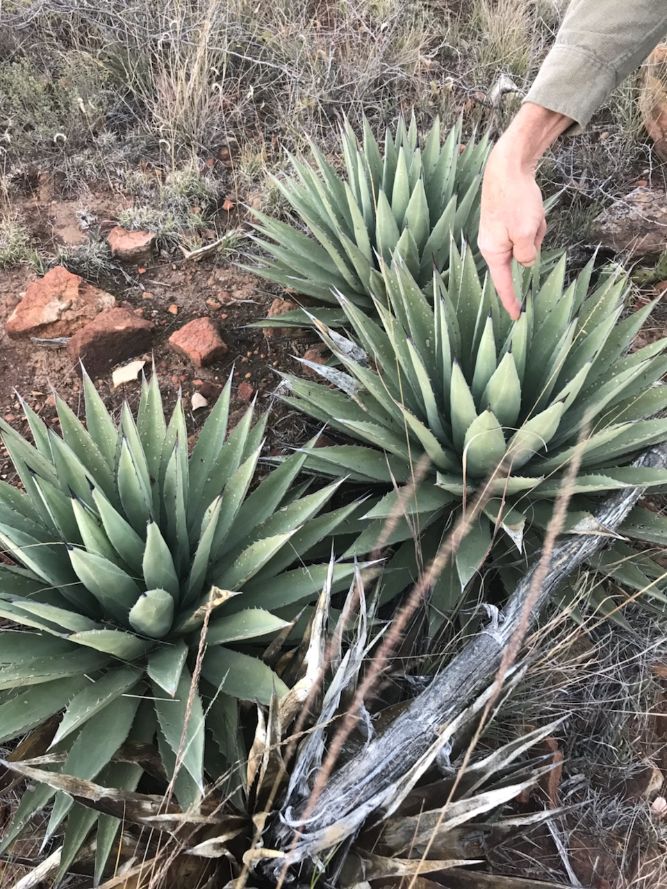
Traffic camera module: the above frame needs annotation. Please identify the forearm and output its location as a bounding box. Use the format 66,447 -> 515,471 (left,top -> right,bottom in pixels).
496,103 -> 573,172
526,0 -> 667,131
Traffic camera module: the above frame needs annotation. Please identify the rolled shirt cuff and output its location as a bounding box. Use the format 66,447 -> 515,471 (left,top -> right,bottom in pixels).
524,44 -> 619,134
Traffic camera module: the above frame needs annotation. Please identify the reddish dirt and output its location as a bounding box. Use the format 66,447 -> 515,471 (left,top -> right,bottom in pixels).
0,188 -> 321,480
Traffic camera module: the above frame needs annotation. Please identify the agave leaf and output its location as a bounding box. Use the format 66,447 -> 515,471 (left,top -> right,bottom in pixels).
436,472 -> 543,497
94,703 -> 157,883
463,411 -> 507,478
147,640 -> 189,697
395,404 -> 456,471
0,676 -> 88,743
419,196 -> 457,280
621,506 -> 667,545
129,588 -> 174,638
215,532 -> 297,591
185,496 -> 223,604
51,665 -> 141,747
0,478 -> 44,528
471,316 -> 496,400
0,630 -> 75,662
69,548 -> 141,621
556,310 -> 621,390
137,371 -> 167,485
455,517 -> 492,590
605,384 -> 667,424
153,664 -> 205,793
46,692 -> 140,839
242,562 -> 359,612
82,369 -> 118,466
57,800 -> 99,880
483,500 -> 526,552
0,522 -> 75,588
240,481 -> 342,551
71,498 -> 118,564
252,499 -> 362,582
143,522 -> 180,599
403,179 -> 430,252
202,647 -> 288,705
586,294 -> 660,386
221,448 -> 309,555
117,438 -> 152,533
301,444 -> 411,483
69,628 -> 152,660
481,352 -> 522,430
450,362 -> 478,452
376,189 -> 401,262
0,649 -> 107,690
336,417 -> 413,460
48,431 -> 97,508
508,309 -> 529,382
31,475 -> 81,543
0,780 -> 57,853
5,599 -> 98,633
55,396 -> 116,499
163,439 -> 190,575
531,253 -> 567,331
206,608 -> 289,645
506,403 -> 565,470
91,488 -> 145,573
535,467 -> 667,496
364,484 -> 454,520
16,395 -> 52,456
555,361 -> 656,443
0,562 -> 50,599
0,426 -> 58,504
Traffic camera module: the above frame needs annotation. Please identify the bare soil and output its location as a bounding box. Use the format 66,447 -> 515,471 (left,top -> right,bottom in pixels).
0,186 -> 322,480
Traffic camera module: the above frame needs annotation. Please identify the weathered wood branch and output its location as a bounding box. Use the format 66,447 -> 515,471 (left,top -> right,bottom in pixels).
275,444 -> 667,864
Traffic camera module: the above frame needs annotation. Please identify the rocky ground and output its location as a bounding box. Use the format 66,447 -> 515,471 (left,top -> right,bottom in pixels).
0,184 -> 336,482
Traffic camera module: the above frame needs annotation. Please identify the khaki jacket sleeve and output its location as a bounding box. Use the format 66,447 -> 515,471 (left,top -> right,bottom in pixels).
524,0 -> 667,130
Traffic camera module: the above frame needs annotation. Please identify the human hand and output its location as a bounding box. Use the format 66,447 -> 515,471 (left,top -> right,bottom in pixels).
478,141 -> 546,320
478,103 -> 572,320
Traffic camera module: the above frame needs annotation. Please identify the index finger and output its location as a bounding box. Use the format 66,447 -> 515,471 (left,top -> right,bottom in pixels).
486,253 -> 521,321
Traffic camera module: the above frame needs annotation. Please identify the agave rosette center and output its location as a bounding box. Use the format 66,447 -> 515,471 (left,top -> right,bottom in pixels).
281,245 -> 667,605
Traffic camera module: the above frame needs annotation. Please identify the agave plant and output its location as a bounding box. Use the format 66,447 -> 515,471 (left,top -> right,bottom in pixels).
250,115 -> 490,315
0,372 -> 362,881
280,245 -> 667,622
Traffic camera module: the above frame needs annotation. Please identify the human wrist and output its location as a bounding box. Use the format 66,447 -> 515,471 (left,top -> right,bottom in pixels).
495,103 -> 572,173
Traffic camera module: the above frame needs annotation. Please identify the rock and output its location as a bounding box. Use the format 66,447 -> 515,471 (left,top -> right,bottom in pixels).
237,380 -> 255,402
641,44 -> 667,162
169,318 -> 228,368
590,186 -> 667,257
264,297 -> 297,339
301,344 -> 329,378
107,227 -> 156,263
6,266 -> 115,339
193,379 -> 222,401
68,308 -> 154,377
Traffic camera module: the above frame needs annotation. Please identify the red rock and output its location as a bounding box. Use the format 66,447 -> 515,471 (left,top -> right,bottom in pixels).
641,44 -> 667,162
107,227 -> 156,263
238,380 -> 255,402
193,379 -> 222,401
169,318 -> 228,368
6,266 -> 115,339
264,297 -> 297,339
68,308 -> 153,377
167,304 -> 179,315
301,344 -> 328,377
